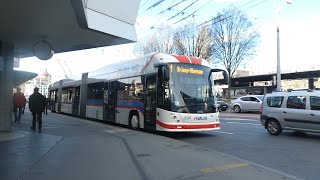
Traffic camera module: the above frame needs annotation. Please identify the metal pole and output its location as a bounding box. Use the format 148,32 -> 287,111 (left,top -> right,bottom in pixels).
276,26 -> 281,91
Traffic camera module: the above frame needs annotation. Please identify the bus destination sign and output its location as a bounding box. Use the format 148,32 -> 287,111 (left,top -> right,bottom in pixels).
176,66 -> 203,75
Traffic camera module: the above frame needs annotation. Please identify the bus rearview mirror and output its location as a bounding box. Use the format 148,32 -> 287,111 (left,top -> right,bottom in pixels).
163,66 -> 170,81
210,69 -> 229,85
222,71 -> 229,85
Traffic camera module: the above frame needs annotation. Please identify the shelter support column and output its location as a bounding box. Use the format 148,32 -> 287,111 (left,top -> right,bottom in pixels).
0,42 -> 14,131
308,78 -> 315,90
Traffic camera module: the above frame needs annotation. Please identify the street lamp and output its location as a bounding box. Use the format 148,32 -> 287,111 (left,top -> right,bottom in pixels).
275,0 -> 292,91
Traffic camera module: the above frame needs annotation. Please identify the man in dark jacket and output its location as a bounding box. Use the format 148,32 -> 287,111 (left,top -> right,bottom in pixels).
29,87 -> 46,133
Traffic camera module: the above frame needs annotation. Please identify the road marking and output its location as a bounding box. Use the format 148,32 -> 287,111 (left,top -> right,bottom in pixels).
221,118 -> 259,122
226,122 -> 260,126
220,113 -> 260,117
200,162 -> 249,173
211,131 -> 234,135
216,152 -> 303,180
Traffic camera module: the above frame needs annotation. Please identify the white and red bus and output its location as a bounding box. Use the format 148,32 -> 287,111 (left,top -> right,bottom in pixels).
48,53 -> 228,132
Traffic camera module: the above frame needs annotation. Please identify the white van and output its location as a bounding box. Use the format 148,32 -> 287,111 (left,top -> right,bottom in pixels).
260,90 -> 320,135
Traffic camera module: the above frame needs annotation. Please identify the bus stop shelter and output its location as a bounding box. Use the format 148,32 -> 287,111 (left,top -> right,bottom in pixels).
215,70 -> 320,89
0,0 -> 141,131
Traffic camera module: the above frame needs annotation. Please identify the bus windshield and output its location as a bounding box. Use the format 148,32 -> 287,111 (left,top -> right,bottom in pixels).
169,63 -> 217,114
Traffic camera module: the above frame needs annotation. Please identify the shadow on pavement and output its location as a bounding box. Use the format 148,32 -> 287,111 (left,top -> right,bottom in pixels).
281,131 -> 320,140
153,131 -> 218,139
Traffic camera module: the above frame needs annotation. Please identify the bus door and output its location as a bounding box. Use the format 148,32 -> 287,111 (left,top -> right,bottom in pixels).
104,81 -> 116,123
49,90 -> 56,112
144,75 -> 157,130
103,82 -> 113,122
72,87 -> 80,115
54,90 -> 58,112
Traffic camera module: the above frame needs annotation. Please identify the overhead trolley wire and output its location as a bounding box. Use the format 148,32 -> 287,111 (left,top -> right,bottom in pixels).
173,0 -> 213,24
195,0 -> 267,28
150,0 -> 178,29
158,0 -> 185,15
138,0 -> 152,14
140,0 -> 267,38
141,0 -> 152,8
167,0 -> 199,21
146,0 -> 167,11
242,0 -> 268,11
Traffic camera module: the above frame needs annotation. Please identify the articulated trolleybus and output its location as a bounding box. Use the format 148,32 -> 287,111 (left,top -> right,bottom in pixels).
49,53 -> 227,132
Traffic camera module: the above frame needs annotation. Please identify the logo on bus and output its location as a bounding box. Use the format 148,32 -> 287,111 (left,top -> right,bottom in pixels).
184,116 -> 192,120
194,117 -> 207,120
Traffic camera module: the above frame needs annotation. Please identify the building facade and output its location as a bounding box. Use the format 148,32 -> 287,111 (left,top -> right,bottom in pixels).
20,71 -> 51,99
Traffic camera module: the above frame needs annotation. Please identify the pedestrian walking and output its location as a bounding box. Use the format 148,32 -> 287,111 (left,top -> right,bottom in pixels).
13,87 -> 26,123
50,98 -> 55,112
29,87 -> 46,133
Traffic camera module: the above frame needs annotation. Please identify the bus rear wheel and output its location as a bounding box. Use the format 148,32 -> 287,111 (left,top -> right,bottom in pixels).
129,113 -> 139,130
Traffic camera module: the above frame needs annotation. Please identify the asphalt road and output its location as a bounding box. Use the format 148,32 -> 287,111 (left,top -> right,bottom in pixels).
169,112 -> 320,180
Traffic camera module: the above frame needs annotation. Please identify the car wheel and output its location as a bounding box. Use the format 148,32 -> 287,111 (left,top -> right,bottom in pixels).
234,105 -> 241,113
129,113 -> 139,130
267,119 -> 282,135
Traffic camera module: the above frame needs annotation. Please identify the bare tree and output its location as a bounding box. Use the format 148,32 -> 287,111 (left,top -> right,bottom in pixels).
173,21 -> 213,60
134,25 -> 176,56
135,22 -> 213,61
211,7 -> 260,98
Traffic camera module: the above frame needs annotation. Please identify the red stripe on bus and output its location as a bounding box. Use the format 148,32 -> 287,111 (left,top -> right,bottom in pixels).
172,55 -> 190,64
156,120 -> 220,129
189,57 -> 202,65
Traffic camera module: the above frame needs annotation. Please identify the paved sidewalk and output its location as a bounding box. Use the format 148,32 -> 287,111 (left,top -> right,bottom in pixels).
0,111 -> 300,180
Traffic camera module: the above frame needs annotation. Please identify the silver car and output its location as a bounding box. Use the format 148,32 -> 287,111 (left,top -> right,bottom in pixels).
261,90 -> 320,135
230,95 -> 264,113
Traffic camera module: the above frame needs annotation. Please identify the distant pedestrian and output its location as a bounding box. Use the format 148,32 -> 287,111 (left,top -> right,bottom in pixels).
29,87 -> 46,133
13,87 -> 26,123
44,98 -> 48,115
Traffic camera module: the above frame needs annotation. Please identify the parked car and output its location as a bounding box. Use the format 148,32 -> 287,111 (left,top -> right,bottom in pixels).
230,95 -> 264,113
216,101 -> 229,111
261,90 -> 320,135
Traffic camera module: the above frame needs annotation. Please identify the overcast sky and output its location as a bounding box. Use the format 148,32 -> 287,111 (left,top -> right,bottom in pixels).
16,0 -> 320,82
